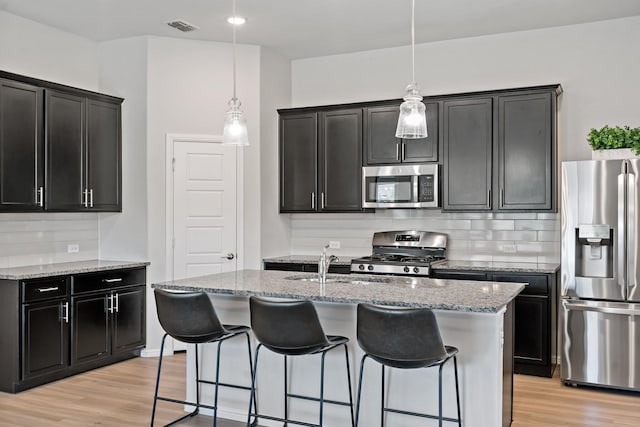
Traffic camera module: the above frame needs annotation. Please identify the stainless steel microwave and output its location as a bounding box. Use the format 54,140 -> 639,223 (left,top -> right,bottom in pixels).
362,164 -> 439,208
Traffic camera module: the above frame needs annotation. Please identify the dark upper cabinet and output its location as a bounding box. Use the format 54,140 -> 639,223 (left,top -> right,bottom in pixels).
0,70 -> 122,213
0,79 -> 44,211
279,112 -> 318,212
443,87 -> 559,212
86,99 -> 121,211
46,90 -> 86,211
442,98 -> 493,211
496,93 -> 553,211
280,108 -> 364,213
319,108 -> 362,211
364,103 -> 438,165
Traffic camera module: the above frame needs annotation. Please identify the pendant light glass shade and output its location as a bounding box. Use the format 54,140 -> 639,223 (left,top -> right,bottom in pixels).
395,82 -> 427,139
222,0 -> 249,146
223,97 -> 249,145
395,0 -> 427,139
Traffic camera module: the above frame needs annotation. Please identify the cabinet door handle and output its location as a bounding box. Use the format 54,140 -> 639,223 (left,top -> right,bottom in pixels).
107,294 -> 114,314
62,302 -> 69,323
321,192 -> 326,209
500,188 -> 504,207
102,278 -> 123,283
89,189 -> 94,208
36,187 -> 44,207
114,293 -> 119,313
401,143 -> 406,161
38,286 -> 59,293
487,189 -> 491,208
396,143 -> 400,161
82,189 -> 88,208
311,192 -> 316,209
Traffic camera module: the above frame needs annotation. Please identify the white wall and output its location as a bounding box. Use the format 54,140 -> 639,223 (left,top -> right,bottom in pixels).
0,11 -> 98,90
97,37 -> 149,263
286,16 -> 640,263
260,48 -> 292,258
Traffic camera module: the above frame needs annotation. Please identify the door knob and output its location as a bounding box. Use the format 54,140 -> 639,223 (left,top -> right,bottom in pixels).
223,253 -> 235,260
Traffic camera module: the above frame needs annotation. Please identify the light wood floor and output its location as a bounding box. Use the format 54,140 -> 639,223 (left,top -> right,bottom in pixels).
0,354 -> 638,426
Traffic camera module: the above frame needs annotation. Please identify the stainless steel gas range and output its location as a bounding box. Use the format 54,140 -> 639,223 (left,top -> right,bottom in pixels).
350,230 -> 447,277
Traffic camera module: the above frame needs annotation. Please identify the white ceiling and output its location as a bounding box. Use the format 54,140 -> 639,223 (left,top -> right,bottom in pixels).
2,0 -> 640,59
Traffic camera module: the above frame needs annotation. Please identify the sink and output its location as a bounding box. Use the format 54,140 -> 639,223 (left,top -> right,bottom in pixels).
285,274 -> 390,285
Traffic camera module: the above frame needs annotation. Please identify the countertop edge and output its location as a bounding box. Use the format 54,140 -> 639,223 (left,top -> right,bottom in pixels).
0,260 -> 150,280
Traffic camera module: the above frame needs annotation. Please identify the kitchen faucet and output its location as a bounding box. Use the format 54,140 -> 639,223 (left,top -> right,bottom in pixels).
318,244 -> 339,284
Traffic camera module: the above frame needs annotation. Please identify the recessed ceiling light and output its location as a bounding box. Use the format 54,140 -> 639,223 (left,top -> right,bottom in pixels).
227,16 -> 246,25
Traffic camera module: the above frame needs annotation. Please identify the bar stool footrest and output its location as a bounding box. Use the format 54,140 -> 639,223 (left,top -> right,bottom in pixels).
287,392 -> 353,407
250,412 -> 322,427
384,406 -> 460,424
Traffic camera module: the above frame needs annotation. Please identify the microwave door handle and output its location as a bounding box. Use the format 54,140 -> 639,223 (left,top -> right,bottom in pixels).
412,175 -> 419,203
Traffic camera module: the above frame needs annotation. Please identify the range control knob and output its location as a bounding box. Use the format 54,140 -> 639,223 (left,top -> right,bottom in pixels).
367,265 -> 374,271
403,266 -> 410,273
413,267 -> 420,274
358,264 -> 365,270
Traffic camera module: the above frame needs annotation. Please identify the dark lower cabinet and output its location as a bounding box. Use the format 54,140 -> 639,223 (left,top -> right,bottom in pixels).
0,266 -> 146,393
22,298 -> 69,380
72,292 -> 111,366
432,269 -> 557,377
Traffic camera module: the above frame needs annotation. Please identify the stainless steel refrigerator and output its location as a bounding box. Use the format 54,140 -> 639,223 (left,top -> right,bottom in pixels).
561,159 -> 640,391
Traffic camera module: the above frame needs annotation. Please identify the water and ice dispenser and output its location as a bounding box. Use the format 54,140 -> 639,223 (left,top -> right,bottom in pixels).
574,224 -> 614,278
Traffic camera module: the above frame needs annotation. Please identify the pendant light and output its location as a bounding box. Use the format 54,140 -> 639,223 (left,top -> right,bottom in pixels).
222,0 -> 249,145
395,0 -> 427,139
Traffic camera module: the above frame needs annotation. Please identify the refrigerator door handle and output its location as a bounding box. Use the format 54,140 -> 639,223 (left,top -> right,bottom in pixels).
564,300 -> 640,316
628,174 -> 636,296
618,172 -> 627,295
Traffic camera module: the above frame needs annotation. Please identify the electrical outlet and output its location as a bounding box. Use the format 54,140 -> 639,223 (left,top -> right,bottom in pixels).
502,244 -> 517,253
329,241 -> 341,249
67,244 -> 79,253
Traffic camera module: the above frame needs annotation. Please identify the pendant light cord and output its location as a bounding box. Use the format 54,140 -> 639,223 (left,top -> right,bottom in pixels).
232,0 -> 237,99
411,0 -> 415,84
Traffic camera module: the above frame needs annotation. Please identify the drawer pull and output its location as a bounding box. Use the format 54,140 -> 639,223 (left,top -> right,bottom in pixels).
62,302 -> 69,323
38,286 -> 59,293
103,278 -> 123,283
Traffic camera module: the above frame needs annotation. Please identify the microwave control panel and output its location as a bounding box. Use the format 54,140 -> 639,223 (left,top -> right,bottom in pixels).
418,175 -> 435,202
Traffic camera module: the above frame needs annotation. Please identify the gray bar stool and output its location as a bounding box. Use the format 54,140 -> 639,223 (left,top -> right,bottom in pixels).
355,303 -> 461,427
151,289 -> 257,427
247,296 -> 355,427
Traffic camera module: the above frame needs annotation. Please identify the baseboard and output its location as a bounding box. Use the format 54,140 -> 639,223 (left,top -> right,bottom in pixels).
140,347 -> 175,358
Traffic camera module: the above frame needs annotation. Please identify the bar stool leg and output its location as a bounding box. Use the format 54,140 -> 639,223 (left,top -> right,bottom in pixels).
284,355 -> 289,427
247,344 -> 262,427
438,363 -> 444,427
354,354 -> 368,427
150,333 -> 168,427
212,341 -> 223,427
195,343 -> 201,413
454,356 -> 461,426
343,344 -> 355,427
319,351 -> 329,426
244,333 -> 258,427
380,365 -> 385,427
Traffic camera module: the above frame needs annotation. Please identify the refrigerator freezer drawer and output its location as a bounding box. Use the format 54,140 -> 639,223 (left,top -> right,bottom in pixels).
561,299 -> 640,391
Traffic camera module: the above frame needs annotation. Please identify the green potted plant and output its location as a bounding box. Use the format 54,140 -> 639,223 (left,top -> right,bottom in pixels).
588,125 -> 640,159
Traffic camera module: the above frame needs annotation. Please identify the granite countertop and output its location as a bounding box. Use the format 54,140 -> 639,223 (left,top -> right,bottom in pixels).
153,269 -> 524,313
263,255 -> 362,266
0,260 -> 150,280
431,260 -> 560,274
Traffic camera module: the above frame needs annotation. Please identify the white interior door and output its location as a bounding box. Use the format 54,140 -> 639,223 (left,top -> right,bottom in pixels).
172,139 -> 238,280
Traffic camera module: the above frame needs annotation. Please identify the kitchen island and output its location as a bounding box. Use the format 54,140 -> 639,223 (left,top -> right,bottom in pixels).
153,270 -> 524,427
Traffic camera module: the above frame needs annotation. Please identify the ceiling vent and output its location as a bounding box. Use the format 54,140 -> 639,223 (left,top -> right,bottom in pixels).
166,20 -> 199,32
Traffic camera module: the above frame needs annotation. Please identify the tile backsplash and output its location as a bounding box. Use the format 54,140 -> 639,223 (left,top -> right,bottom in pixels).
0,213 -> 99,268
290,210 -> 560,264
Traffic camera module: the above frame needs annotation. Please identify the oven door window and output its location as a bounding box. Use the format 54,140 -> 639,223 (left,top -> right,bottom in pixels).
365,176 -> 412,203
